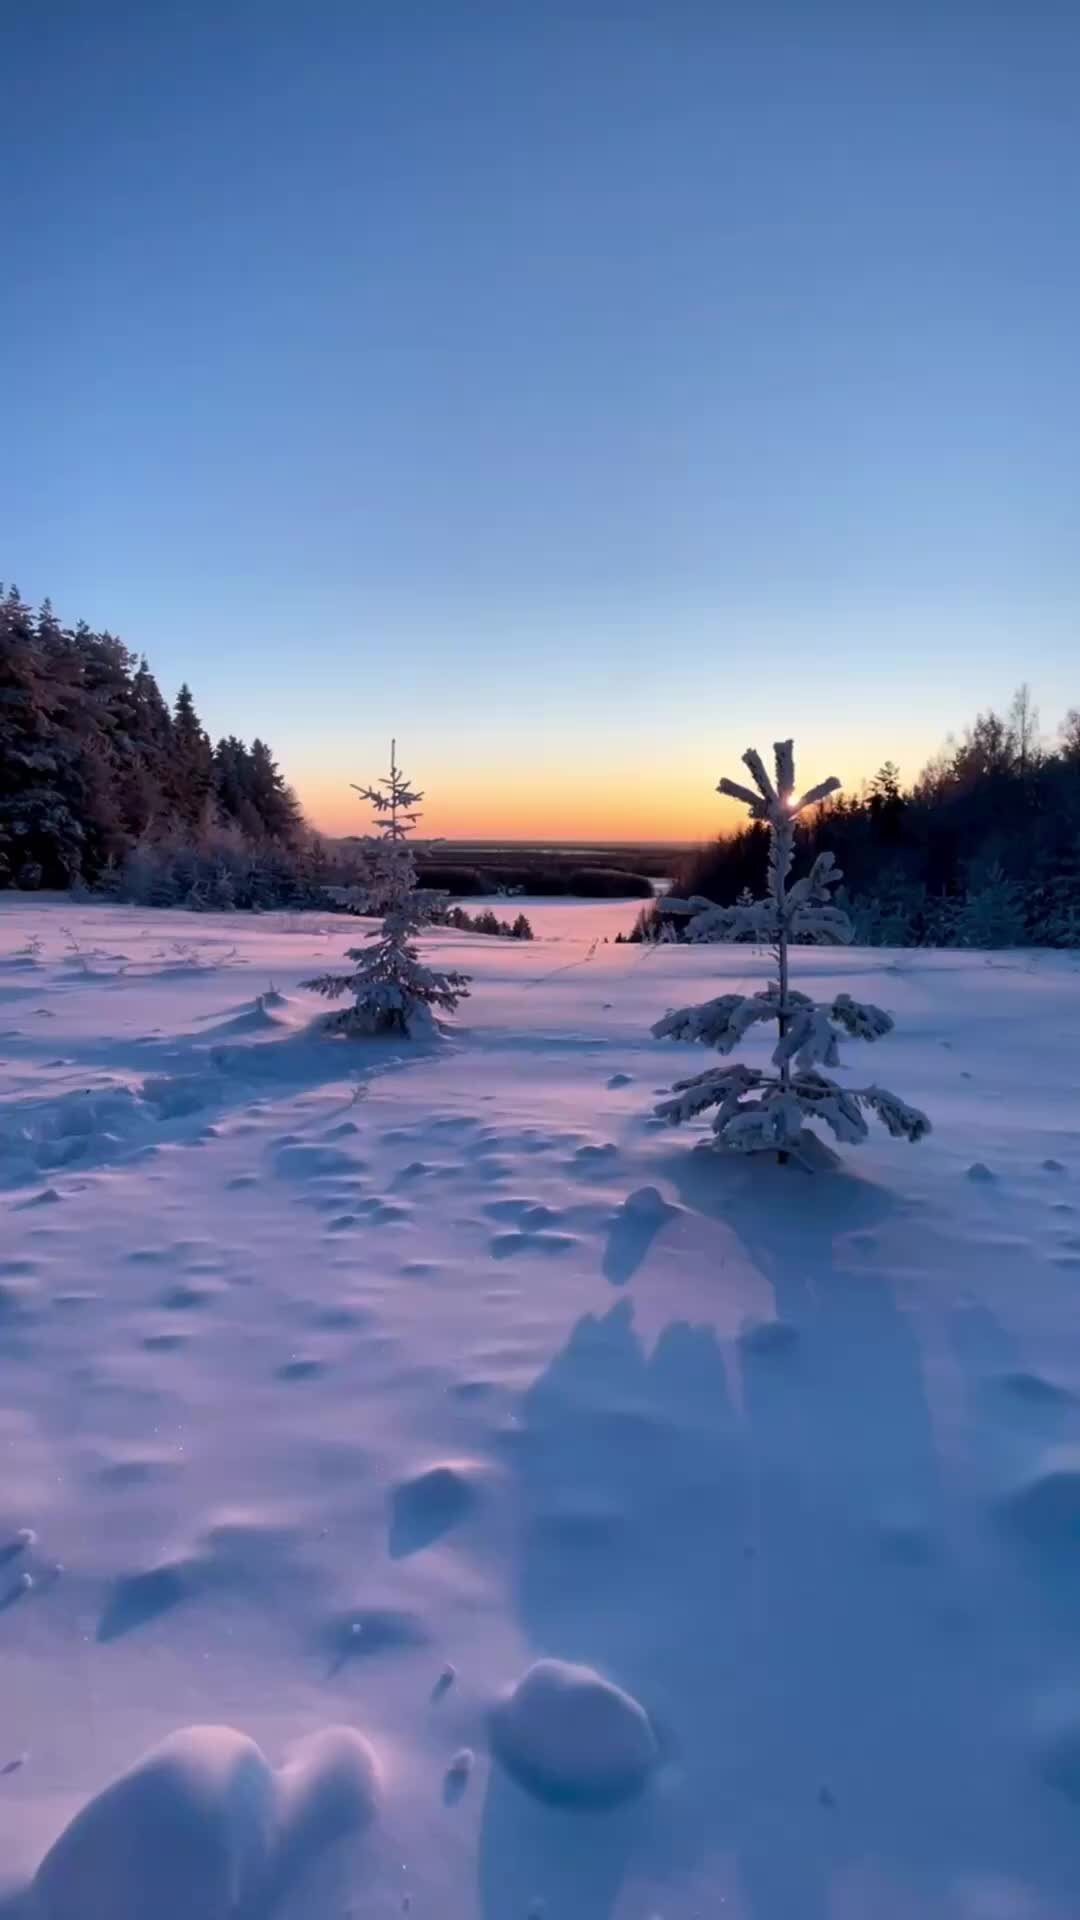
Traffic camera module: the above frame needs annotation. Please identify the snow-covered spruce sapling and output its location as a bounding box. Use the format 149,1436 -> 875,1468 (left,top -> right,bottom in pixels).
652,740 -> 930,1162
302,742 -> 469,1035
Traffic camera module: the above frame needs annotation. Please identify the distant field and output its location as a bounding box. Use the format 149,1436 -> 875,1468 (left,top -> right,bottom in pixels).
405,838 -> 695,897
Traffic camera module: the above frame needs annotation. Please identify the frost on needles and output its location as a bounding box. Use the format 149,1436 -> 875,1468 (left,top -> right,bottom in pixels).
303,743 -> 470,1036
653,739 -> 930,1161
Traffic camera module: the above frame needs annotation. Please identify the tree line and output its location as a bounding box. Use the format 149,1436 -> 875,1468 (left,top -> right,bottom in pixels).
0,584 -> 328,904
661,687 -> 1080,947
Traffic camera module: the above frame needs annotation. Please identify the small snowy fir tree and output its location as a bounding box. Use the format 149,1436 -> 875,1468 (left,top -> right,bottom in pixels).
303,742 -> 470,1035
653,739 -> 930,1162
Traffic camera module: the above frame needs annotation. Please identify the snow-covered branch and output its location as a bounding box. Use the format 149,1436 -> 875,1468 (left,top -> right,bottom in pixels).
651,736 -> 930,1161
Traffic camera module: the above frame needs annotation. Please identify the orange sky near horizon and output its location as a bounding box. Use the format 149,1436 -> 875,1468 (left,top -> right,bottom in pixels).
298,768 -> 732,845
297,755 -> 878,847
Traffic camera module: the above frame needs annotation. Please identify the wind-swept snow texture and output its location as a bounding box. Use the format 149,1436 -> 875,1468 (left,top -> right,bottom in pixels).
2,895 -> 1080,1918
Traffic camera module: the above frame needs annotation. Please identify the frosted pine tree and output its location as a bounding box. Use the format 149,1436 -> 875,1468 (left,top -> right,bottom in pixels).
303,743 -> 469,1035
653,739 -> 930,1162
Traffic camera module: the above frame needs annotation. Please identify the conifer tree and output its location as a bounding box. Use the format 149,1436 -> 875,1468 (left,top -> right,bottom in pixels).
652,739 -> 930,1162
249,738 -> 304,843
303,742 -> 470,1035
0,586 -> 85,885
171,684 -> 214,836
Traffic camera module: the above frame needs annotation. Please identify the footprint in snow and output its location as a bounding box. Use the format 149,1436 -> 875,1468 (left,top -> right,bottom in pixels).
602,1187 -> 676,1287
389,1461 -> 485,1557
443,1748 -> 474,1805
276,1356 -> 327,1382
392,1160 -> 436,1185
485,1199 -> 564,1229
272,1143 -> 362,1180
161,1283 -> 222,1312
738,1318 -> 800,1358
490,1231 -> 577,1260
564,1143 -> 619,1179
17,1187 -> 62,1210
98,1512 -> 301,1641
320,1605 -> 428,1675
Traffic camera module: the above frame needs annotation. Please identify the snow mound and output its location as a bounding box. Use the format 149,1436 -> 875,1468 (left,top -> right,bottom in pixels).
209,994 -> 294,1035
32,1726 -> 276,1919
31,1722 -> 380,1918
999,1448 -> 1080,1549
274,1725 -> 380,1864
490,1659 -> 658,1808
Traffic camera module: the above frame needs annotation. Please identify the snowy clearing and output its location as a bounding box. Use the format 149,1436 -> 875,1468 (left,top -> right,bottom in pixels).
2,897 -> 1080,1918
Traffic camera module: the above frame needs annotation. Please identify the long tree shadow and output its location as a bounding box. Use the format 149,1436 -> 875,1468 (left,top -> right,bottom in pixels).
487,1145 -> 1080,1918
668,1146 -> 1077,1916
479,1295 -> 746,1920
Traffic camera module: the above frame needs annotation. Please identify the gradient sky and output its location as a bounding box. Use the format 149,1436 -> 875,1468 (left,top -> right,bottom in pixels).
4,1 -> 1079,841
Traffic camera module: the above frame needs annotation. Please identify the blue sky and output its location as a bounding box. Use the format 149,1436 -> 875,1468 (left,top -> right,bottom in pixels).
4,1 -> 1079,837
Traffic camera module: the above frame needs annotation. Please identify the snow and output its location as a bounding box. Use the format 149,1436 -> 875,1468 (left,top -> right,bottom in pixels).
491,1660 -> 658,1807
30,1721 -> 379,1919
2,895 -> 1080,1916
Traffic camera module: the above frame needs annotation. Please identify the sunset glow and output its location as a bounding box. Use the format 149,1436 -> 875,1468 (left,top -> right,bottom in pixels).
294,714 -> 944,845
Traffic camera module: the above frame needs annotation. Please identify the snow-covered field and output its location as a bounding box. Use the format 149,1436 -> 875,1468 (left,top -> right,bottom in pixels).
2,896 -> 1080,1918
